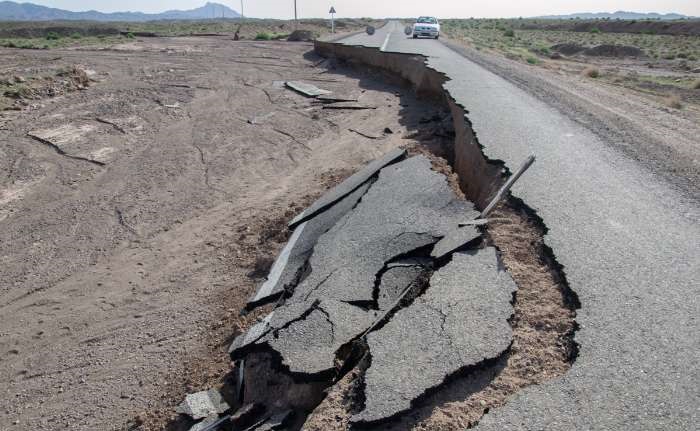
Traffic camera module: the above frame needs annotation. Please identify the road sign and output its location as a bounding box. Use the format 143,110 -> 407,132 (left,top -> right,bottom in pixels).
329,6 -> 336,33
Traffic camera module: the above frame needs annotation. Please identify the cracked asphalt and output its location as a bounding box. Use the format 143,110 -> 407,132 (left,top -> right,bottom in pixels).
333,21 -> 700,430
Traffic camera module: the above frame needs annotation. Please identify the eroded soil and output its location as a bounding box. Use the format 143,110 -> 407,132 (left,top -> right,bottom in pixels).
0,37 -> 437,430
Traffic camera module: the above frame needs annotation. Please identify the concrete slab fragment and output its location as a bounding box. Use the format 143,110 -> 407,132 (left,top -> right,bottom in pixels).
288,148 -> 406,228
352,248 -> 516,424
176,389 -> 230,420
247,183 -> 371,310
285,81 -> 332,97
290,156 -> 476,305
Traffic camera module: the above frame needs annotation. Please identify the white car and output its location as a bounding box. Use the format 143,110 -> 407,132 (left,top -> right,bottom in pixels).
413,16 -> 440,39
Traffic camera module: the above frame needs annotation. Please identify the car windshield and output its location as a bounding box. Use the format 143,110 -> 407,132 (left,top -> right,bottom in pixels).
416,17 -> 437,24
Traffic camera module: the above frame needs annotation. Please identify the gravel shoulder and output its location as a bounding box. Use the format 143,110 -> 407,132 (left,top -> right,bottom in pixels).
441,38 -> 700,199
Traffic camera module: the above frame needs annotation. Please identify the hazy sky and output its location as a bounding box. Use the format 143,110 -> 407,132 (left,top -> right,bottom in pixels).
22,1 -> 700,19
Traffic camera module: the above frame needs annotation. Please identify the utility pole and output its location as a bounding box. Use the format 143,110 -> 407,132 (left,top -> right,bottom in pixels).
294,0 -> 298,28
240,0 -> 244,19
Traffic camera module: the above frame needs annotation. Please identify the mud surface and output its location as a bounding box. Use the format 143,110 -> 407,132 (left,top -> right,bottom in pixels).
0,37 -> 441,430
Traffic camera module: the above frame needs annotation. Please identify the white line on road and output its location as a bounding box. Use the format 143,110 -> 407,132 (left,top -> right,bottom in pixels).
380,31 -> 391,52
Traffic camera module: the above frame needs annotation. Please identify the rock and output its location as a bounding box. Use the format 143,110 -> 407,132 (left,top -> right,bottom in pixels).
383,127 -> 393,134
176,389 -> 230,420
550,52 -> 562,60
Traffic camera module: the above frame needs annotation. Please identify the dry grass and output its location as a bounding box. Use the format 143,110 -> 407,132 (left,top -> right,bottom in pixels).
581,66 -> 600,78
664,94 -> 683,109
693,79 -> 700,90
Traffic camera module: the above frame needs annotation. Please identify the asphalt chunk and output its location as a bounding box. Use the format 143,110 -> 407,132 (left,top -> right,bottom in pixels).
288,148 -> 406,228
377,260 -> 427,310
352,248 -> 517,424
233,300 -> 377,377
247,182 -> 371,310
290,155 -> 476,305
431,224 -> 481,259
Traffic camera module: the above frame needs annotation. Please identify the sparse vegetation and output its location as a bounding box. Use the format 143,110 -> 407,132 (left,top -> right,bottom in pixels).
590,27 -> 601,34
255,32 -> 272,40
503,28 -> 514,37
582,66 -> 600,78
663,94 -> 682,109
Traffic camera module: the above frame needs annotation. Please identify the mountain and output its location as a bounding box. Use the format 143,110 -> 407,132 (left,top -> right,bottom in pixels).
536,11 -> 692,20
0,1 -> 241,21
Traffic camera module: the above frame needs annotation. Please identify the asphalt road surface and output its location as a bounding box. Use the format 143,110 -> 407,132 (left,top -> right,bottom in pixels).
335,21 -> 699,430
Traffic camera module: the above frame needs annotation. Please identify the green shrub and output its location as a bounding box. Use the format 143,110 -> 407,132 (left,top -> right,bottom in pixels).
255,32 -> 272,40
589,27 -> 601,34
46,31 -> 60,40
503,29 -> 515,37
526,56 -> 538,65
126,32 -> 135,39
70,32 -> 82,39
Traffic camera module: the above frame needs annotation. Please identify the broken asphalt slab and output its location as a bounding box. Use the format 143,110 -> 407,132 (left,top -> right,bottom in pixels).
290,155 -> 477,305
232,300 -> 377,377
176,389 -> 230,420
247,183 -> 371,310
288,147 -> 406,228
352,247 -> 517,424
285,81 -> 332,97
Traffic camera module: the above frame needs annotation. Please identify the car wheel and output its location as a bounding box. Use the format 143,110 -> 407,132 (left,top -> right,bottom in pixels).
413,34 -> 417,39
435,35 -> 439,39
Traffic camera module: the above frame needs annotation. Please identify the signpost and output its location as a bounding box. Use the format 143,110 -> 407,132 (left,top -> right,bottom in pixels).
329,6 -> 336,33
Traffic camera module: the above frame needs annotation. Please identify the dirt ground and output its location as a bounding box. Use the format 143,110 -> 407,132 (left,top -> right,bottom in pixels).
0,36 -> 436,430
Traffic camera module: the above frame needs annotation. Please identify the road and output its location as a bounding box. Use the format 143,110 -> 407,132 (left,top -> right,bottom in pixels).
333,21 -> 699,430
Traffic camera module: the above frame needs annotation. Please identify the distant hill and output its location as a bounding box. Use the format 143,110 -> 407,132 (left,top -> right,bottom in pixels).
536,11 -> 693,20
0,1 -> 240,21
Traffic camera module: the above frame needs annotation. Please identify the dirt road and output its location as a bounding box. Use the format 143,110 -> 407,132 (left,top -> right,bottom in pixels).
0,37 -> 434,430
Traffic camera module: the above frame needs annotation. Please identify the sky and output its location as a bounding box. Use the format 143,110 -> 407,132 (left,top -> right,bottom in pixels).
19,1 -> 700,19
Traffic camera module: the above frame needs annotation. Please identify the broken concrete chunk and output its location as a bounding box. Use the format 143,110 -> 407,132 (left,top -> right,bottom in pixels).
247,183 -> 371,310
431,224 -> 481,259
352,248 -> 517,424
285,81 -> 332,97
289,148 -> 406,228
176,389 -> 230,420
290,156 -> 476,305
